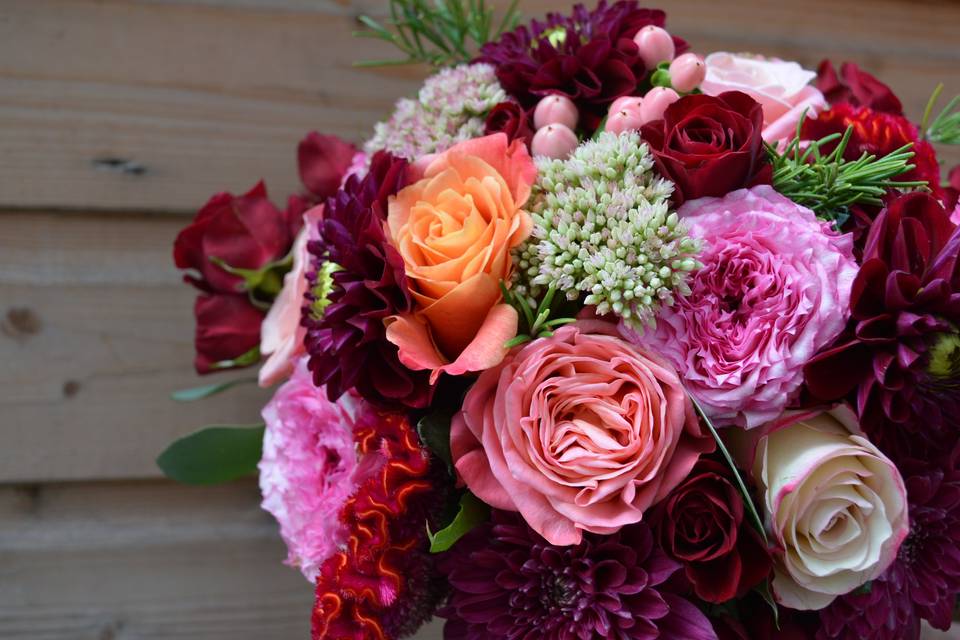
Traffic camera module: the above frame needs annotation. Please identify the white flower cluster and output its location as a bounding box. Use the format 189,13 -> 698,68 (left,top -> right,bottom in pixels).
516,131 -> 701,328
365,63 -> 506,160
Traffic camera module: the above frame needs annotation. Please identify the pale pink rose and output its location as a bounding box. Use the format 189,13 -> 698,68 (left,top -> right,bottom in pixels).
750,406 -> 909,610
258,358 -> 375,582
628,186 -> 858,429
258,205 -> 324,387
450,320 -> 715,546
701,52 -> 828,143
951,202 -> 960,226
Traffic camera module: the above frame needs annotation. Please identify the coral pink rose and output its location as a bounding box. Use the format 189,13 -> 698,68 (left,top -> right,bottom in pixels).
451,321 -> 715,546
749,406 -> 908,610
701,52 -> 828,143
258,205 -> 325,387
385,133 -> 537,382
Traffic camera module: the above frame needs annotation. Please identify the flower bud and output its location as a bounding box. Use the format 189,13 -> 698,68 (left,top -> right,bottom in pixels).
605,106 -> 645,135
670,53 -> 707,93
640,87 -> 680,123
533,94 -> 579,130
531,124 -> 579,159
632,25 -> 675,69
609,95 -> 643,115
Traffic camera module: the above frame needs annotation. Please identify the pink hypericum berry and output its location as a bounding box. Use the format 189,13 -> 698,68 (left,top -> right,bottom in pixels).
609,95 -> 644,115
640,87 -> 680,123
606,106 -> 646,135
531,124 -> 579,159
632,26 -> 675,69
670,53 -> 707,93
533,94 -> 579,130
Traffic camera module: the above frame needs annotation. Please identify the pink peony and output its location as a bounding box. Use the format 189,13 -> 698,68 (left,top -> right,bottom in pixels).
630,186 -> 858,429
450,320 -> 715,546
259,358 -> 374,581
258,206 -> 324,387
700,53 -> 828,143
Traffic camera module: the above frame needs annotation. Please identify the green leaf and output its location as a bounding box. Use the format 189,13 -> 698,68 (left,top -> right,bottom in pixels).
157,424 -> 264,485
209,345 -> 261,371
754,580 -> 780,629
170,377 -> 258,402
690,395 -> 768,545
417,409 -> 454,471
427,491 -> 490,553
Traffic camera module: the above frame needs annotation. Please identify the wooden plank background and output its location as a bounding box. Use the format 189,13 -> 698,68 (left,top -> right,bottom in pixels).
1,1 -> 957,638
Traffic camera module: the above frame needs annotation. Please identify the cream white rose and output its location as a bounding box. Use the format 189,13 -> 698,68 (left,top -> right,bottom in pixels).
754,406 -> 909,610
700,52 -> 828,143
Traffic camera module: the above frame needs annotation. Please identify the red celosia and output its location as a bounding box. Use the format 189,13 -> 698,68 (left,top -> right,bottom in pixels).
311,411 -> 445,640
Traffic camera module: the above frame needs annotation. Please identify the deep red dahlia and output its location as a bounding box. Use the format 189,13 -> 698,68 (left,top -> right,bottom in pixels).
477,0 -> 687,132
439,510 -> 717,640
311,412 -> 446,640
302,151 -> 433,409
816,453 -> 960,640
805,192 -> 960,459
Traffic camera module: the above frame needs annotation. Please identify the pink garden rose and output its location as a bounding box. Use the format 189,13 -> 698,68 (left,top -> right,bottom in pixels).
700,53 -> 828,143
258,206 -> 325,387
630,186 -> 857,428
750,406 -> 908,610
259,358 -> 372,581
450,320 -> 715,546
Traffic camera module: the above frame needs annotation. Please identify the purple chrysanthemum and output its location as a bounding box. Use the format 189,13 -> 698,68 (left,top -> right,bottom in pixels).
439,510 -> 717,640
302,151 -> 433,409
817,454 -> 960,640
477,1 -> 687,132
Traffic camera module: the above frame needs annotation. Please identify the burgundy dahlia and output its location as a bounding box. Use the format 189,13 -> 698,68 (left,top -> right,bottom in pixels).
440,510 -> 717,640
815,60 -> 904,115
477,0 -> 687,132
302,151 -> 433,409
805,192 -> 960,460
817,453 -> 960,640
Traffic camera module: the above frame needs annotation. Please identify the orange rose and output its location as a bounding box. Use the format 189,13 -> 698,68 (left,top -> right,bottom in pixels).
385,134 -> 537,381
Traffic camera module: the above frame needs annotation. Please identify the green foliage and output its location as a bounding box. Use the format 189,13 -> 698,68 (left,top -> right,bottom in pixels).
354,0 -> 520,67
156,424 -> 264,485
768,113 -> 926,224
500,282 -> 577,349
922,83 -> 960,145
170,377 -> 258,402
417,409 -> 454,472
208,345 -> 260,371
427,491 -> 490,552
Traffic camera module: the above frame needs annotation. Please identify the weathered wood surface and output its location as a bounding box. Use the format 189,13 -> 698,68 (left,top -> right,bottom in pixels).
0,0 -> 956,213
0,479 -> 445,639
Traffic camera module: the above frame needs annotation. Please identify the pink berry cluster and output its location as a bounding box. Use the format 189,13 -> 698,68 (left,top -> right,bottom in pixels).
528,24 -> 707,160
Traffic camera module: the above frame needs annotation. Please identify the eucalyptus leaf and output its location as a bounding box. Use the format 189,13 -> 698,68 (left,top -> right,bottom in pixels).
170,377 -> 258,402
157,424 -> 264,485
428,491 -> 490,553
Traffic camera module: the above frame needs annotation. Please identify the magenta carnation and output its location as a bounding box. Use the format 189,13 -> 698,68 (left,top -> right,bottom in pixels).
258,357 -> 372,582
630,186 -> 858,428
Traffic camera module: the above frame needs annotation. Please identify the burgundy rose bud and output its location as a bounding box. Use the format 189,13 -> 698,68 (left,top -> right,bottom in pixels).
192,293 -> 265,374
654,458 -> 772,604
173,181 -> 294,295
640,91 -> 772,205
297,132 -> 357,201
484,101 -> 535,148
816,60 -> 903,115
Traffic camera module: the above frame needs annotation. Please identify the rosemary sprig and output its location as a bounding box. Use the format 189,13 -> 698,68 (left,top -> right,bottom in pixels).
501,282 -> 576,349
353,0 -> 520,68
768,112 -> 926,223
922,83 -> 960,145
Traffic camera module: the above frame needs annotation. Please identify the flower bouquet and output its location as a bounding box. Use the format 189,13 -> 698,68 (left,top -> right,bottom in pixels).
160,1 -> 960,638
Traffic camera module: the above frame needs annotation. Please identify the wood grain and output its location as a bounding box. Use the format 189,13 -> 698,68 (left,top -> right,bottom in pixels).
0,0 -> 957,214
0,210 -> 271,482
0,479 -> 445,639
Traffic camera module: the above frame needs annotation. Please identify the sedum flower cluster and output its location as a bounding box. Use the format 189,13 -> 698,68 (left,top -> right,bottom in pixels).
365,63 -> 506,160
515,131 -> 700,327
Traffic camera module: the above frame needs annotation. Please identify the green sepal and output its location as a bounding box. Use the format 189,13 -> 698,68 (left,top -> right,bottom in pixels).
209,345 -> 261,371
157,424 -> 265,485
170,376 -> 258,402
649,68 -> 673,89
427,491 -> 490,553
209,251 -> 293,303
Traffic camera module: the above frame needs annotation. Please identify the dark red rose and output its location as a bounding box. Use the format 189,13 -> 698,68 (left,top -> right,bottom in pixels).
484,101 -> 535,148
640,91 -> 772,204
816,60 -> 903,115
192,293 -> 264,374
653,458 -> 772,604
173,181 -> 293,294
297,132 -> 357,202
